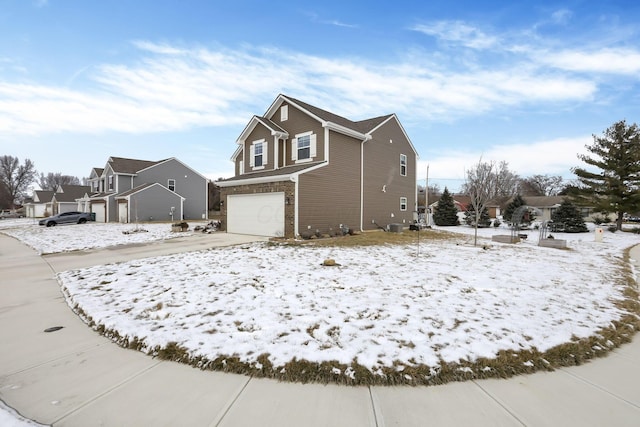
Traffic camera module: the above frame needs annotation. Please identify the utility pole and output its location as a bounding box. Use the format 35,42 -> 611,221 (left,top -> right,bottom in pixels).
425,164 -> 430,226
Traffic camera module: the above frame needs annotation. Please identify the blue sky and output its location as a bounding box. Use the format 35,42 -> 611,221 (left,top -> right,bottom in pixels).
1,0 -> 639,192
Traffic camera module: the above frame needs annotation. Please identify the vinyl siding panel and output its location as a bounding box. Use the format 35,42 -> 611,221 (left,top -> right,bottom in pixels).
362,119 -> 417,229
268,102 -> 326,165
136,159 -> 208,220
297,131 -> 361,234
243,125 -> 272,171
129,186 -> 184,222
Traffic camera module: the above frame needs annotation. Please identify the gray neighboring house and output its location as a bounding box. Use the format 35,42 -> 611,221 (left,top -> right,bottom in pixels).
51,185 -> 92,215
80,156 -> 208,223
217,94 -> 418,238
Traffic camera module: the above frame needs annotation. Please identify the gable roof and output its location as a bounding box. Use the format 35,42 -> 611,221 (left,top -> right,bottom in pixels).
33,190 -> 55,203
280,95 -> 396,136
54,185 -> 92,202
107,157 -> 161,174
115,182 -> 185,200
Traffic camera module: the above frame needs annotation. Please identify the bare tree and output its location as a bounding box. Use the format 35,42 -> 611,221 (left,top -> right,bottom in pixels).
465,159 -> 498,246
493,161 -> 520,197
0,155 -> 37,208
520,174 -> 564,196
38,172 -> 81,191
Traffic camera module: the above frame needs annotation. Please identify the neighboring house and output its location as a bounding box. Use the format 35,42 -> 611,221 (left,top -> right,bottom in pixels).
24,190 -> 54,218
51,185 -> 92,215
79,156 -> 208,223
501,195 -> 603,222
217,94 -> 418,238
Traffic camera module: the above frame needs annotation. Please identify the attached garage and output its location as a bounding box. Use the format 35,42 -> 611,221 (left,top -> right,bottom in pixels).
227,193 -> 285,237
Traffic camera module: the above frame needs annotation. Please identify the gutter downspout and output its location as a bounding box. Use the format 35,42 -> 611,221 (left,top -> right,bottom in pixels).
360,134 -> 372,232
291,175 -> 299,237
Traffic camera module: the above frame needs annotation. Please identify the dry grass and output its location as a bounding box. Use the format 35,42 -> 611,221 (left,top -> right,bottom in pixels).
271,228 -> 459,248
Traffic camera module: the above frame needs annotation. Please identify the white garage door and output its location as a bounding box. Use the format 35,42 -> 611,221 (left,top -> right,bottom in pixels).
227,193 -> 285,237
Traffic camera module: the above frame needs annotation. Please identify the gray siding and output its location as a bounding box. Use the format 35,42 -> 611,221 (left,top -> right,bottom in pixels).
136,159 -> 208,220
297,130 -> 361,234
362,119 -> 417,229
130,185 -> 184,222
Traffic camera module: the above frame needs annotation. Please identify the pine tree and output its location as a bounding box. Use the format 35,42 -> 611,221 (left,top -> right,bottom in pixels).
572,120 -> 640,230
503,194 -> 527,223
551,200 -> 588,233
433,187 -> 459,226
464,205 -> 491,227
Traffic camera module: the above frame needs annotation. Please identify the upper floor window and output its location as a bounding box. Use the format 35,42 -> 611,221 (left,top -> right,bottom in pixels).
168,179 -> 176,192
400,197 -> 408,211
250,139 -> 267,169
400,154 -> 407,177
280,105 -> 288,121
108,175 -> 114,191
292,131 -> 316,162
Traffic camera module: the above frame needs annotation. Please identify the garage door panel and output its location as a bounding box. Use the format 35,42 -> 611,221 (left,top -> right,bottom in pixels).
227,193 -> 284,237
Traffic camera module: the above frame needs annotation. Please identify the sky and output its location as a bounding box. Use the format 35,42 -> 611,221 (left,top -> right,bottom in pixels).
1,0 -> 639,192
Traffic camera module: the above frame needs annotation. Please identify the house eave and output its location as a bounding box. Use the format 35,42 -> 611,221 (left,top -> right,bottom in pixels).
323,121 -> 368,140
216,174 -> 296,187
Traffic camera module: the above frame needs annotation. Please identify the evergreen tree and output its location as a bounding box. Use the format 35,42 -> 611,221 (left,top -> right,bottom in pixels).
503,194 -> 527,223
433,187 -> 459,226
464,205 -> 491,227
551,200 -> 588,233
572,120 -> 640,230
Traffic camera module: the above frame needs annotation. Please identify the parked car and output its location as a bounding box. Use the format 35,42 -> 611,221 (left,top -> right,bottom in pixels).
39,211 -> 92,227
0,210 -> 23,219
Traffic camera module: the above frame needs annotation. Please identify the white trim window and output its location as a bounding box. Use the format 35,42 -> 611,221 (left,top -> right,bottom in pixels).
249,139 -> 267,169
400,154 -> 407,177
108,175 -> 114,191
400,197 -> 408,211
291,131 -> 316,163
168,179 -> 176,192
280,105 -> 288,121
239,160 -> 244,175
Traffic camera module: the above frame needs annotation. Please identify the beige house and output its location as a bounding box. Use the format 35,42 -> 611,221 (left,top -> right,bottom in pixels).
217,94 -> 418,238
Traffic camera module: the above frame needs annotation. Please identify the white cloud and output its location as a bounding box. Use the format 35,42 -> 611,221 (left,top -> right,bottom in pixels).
0,40 -> 625,139
419,135 -> 591,188
551,9 -> 573,25
539,48 -> 640,75
410,21 -> 499,49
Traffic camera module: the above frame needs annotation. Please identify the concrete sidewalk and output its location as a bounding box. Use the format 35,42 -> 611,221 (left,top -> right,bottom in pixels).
1,233 -> 639,426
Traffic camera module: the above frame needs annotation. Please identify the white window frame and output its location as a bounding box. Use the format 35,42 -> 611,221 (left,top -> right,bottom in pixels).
168,179 -> 176,192
239,160 -> 244,175
281,105 -> 288,121
108,175 -> 114,191
400,154 -> 407,177
400,197 -> 408,211
249,139 -> 267,170
291,131 -> 316,163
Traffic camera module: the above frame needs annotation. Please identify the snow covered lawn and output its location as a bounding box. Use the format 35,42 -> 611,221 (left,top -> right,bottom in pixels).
50,223 -> 640,385
0,219 -> 205,254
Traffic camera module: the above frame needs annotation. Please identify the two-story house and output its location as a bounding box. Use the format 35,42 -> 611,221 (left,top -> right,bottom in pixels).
82,157 -> 208,223
217,94 -> 418,238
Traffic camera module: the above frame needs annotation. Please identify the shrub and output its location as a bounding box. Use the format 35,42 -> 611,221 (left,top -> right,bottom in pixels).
433,187 -> 459,226
608,225 -> 617,233
493,219 -> 501,227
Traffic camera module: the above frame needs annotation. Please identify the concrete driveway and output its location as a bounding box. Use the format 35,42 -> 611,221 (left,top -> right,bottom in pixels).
1,232 -> 639,426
